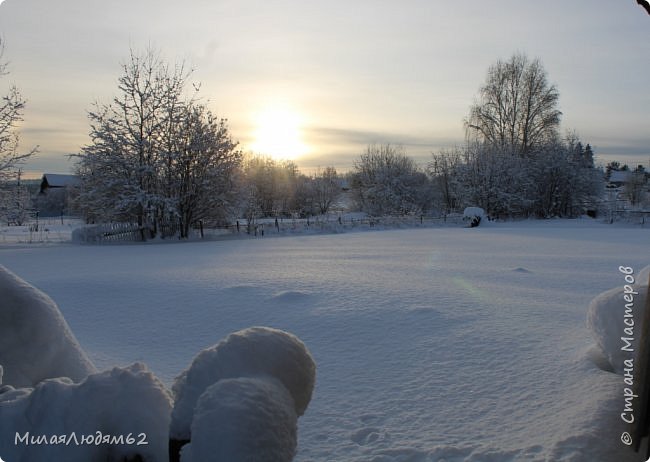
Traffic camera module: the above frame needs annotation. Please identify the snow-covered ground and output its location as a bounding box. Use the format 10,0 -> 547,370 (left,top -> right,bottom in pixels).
1,219 -> 649,461
0,217 -> 81,245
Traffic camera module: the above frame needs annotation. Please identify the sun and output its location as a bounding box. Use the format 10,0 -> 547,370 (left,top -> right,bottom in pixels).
250,106 -> 308,160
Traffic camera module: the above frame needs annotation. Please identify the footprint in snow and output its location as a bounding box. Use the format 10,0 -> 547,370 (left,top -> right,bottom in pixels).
350,427 -> 385,446
350,427 -> 380,445
359,413 -> 381,424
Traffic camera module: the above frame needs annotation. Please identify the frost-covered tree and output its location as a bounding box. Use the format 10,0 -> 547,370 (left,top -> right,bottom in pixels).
77,48 -> 189,232
165,105 -> 241,237
311,166 -> 340,215
453,142 -> 533,218
429,137 -> 602,219
238,155 -> 302,218
0,176 -> 31,225
76,48 -> 241,238
0,40 -> 37,183
466,53 -> 561,156
352,144 -> 430,216
624,168 -> 648,207
428,149 -> 463,214
0,40 -> 37,225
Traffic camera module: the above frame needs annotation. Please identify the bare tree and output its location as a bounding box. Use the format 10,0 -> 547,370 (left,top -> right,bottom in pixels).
466,53 -> 561,156
352,144 -> 430,216
312,166 -> 340,215
428,148 -> 462,214
624,168 -> 648,207
238,155 -> 302,217
0,40 -> 36,182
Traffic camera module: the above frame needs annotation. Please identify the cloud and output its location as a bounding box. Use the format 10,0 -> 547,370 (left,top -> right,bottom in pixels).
297,126 -> 463,170
306,126 -> 458,151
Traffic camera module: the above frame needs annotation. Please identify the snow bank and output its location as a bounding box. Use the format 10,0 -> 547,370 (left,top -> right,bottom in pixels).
463,206 -> 485,218
170,326 -> 316,440
463,207 -> 485,227
0,363 -> 172,461
587,265 -> 649,373
0,267 -> 315,461
180,377 -> 298,462
0,265 -> 96,387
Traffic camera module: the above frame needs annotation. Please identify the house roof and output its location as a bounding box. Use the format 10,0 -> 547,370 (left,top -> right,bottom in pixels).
608,170 -> 630,184
42,174 -> 80,188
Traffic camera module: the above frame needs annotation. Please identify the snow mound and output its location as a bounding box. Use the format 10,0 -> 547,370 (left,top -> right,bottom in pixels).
170,326 -> 316,440
463,206 -> 485,218
0,363 -> 172,462
180,377 -> 297,462
271,290 -> 313,302
0,265 -> 96,387
463,207 -> 485,227
587,265 -> 649,373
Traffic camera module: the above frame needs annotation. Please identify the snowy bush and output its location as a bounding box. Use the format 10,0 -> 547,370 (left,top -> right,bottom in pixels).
0,363 -> 172,462
0,265 -> 96,387
587,265 -> 649,373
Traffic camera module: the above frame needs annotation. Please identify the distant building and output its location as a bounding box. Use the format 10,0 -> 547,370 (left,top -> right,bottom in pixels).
604,168 -> 650,213
39,173 -> 81,194
36,173 -> 81,216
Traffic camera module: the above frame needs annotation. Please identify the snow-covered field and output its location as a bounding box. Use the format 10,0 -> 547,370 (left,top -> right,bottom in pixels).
1,219 -> 649,461
0,217 -> 81,244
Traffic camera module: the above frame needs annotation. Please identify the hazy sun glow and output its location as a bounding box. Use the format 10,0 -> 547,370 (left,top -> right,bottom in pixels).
250,106 -> 309,160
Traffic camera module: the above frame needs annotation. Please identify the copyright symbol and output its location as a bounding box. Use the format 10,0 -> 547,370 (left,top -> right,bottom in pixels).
621,432 -> 633,446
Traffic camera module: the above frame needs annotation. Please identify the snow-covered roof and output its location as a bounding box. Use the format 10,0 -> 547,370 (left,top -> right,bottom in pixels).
42,173 -> 80,188
608,170 -> 630,184
40,174 -> 81,194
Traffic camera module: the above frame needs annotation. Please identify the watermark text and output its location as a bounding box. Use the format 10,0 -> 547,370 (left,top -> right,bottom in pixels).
14,431 -> 148,447
619,265 -> 639,447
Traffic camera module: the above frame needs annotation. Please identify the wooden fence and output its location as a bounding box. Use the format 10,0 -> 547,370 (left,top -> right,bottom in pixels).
218,213 -> 466,237
72,214 -> 467,243
72,222 -> 145,243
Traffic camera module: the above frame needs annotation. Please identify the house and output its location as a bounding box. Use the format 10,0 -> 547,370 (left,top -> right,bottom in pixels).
36,173 -> 81,216
605,168 -> 650,213
39,173 -> 81,194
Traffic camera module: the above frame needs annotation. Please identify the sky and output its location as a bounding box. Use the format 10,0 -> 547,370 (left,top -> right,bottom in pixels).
0,0 -> 649,178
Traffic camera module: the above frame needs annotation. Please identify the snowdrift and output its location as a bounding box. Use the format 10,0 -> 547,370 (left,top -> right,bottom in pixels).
587,265 -> 650,373
0,266 -> 316,461
180,377 -> 298,462
0,265 -> 96,388
171,326 -> 316,461
0,363 -> 172,462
